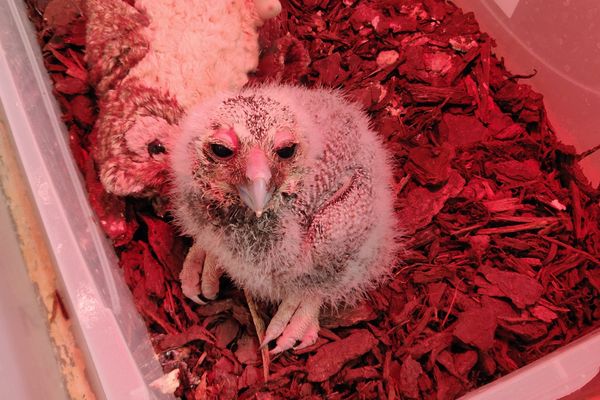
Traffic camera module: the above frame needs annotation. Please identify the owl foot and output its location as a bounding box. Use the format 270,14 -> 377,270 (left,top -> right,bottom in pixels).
180,242 -> 223,304
261,295 -> 321,354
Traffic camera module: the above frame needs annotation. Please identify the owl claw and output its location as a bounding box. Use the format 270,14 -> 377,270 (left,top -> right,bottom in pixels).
267,295 -> 321,354
180,243 -> 205,303
196,293 -> 211,303
293,324 -> 319,351
180,242 -> 223,304
201,252 -> 222,300
190,295 -> 207,305
261,296 -> 301,348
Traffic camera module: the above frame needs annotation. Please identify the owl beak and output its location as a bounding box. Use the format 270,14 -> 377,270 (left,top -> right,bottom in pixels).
238,178 -> 272,217
238,148 -> 273,217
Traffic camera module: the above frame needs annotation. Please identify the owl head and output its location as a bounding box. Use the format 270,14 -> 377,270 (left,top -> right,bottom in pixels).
171,87 -> 321,217
96,82 -> 184,197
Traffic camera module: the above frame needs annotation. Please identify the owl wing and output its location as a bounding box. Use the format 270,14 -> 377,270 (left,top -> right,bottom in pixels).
85,0 -> 150,95
301,168 -> 374,291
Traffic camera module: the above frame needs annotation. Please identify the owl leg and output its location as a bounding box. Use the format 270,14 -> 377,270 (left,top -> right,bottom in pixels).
269,295 -> 322,354
261,295 -> 301,347
180,243 -> 205,304
180,242 -> 223,304
201,252 -> 222,300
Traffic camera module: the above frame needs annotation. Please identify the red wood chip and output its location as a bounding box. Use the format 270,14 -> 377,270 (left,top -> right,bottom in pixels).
157,325 -> 215,352
480,264 -> 543,309
406,145 -> 454,186
439,113 -> 491,146
485,159 -> 542,184
408,331 -> 454,360
142,243 -> 166,298
233,334 -> 260,365
141,214 -> 185,278
238,365 -> 261,390
214,318 -> 240,349
397,355 -> 423,399
398,170 -> 466,234
339,365 -> 379,382
320,301 -> 377,328
54,76 -> 88,94
305,329 -> 377,382
498,318 -> 548,342
312,53 -> 346,86
24,0 -> 600,397
437,350 -> 478,380
453,306 -> 497,351
530,304 -> 559,323
435,367 -> 464,400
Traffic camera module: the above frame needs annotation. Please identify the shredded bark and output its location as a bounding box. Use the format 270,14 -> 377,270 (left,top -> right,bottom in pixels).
24,0 -> 600,398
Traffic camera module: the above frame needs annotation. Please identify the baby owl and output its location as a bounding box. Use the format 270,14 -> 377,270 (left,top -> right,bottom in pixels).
170,85 -> 399,353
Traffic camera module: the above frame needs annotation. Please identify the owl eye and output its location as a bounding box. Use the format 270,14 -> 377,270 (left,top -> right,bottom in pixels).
275,144 -> 297,159
210,143 -> 235,159
147,140 -> 166,156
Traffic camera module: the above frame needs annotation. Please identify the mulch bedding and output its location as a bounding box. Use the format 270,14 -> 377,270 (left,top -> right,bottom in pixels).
25,0 -> 600,398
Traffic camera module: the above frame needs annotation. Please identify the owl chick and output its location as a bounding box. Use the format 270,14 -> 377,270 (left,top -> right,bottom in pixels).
170,85 -> 399,353
86,0 -> 281,197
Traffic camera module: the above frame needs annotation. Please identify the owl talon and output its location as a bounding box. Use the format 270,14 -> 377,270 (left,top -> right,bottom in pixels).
180,243 -> 205,303
270,317 -> 320,354
293,323 -> 319,351
261,296 -> 301,348
196,293 -> 211,303
201,252 -> 223,300
180,242 -> 223,304
267,295 -> 321,354
190,295 -> 207,305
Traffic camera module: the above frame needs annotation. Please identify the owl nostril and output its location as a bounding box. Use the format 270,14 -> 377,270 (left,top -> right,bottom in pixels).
147,140 -> 166,156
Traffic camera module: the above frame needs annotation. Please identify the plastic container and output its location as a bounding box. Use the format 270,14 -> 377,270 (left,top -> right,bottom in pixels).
0,0 -> 597,399
0,183 -> 69,399
453,0 -> 600,187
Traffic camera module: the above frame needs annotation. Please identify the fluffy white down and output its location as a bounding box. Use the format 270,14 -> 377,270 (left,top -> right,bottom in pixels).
130,0 -> 264,109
